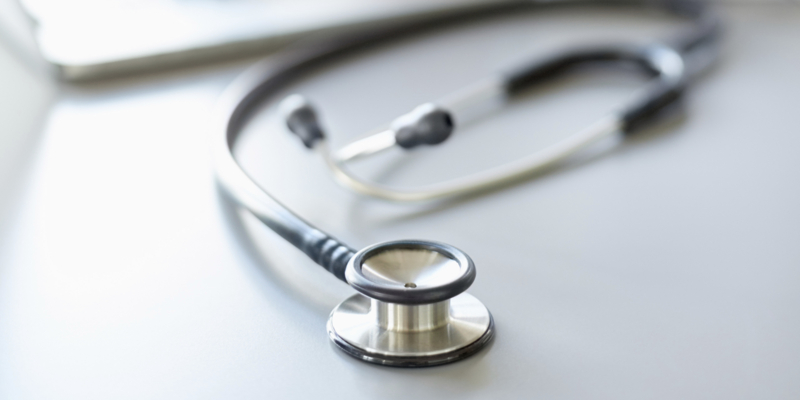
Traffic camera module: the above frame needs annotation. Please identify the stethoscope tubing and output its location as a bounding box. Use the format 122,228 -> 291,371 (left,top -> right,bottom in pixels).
214,0 -> 721,281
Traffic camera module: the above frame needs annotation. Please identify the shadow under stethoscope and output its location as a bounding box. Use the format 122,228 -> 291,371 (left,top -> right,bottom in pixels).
329,332 -> 497,389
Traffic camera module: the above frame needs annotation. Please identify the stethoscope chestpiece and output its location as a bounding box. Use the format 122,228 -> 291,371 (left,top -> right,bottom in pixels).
327,240 -> 494,367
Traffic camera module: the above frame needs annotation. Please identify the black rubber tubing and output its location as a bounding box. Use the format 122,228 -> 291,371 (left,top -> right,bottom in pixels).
217,0 -> 720,282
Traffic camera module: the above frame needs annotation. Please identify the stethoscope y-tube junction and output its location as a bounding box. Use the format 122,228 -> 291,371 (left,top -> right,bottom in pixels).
214,0 -> 721,367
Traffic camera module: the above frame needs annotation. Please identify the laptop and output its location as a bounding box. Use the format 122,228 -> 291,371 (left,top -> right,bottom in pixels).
18,0 -> 506,80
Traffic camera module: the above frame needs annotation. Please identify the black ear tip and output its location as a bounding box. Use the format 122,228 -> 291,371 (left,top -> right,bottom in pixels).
424,109 -> 454,145
280,94 -> 326,148
393,104 -> 455,149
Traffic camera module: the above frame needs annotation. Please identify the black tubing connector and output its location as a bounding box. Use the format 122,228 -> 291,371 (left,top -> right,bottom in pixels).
301,233 -> 354,282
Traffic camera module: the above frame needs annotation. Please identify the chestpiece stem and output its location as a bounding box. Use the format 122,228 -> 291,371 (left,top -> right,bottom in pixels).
373,299 -> 450,332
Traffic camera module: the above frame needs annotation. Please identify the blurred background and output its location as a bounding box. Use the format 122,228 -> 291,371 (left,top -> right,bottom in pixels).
1,1 -> 799,399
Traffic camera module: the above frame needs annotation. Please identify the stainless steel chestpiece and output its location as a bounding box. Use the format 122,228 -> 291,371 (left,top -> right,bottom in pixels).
328,240 -> 494,367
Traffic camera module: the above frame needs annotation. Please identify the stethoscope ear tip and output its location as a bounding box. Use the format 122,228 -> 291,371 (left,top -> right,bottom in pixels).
280,94 -> 325,149
328,240 -> 493,367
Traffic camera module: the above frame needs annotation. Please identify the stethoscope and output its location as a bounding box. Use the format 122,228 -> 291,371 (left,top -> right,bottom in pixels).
214,0 -> 721,367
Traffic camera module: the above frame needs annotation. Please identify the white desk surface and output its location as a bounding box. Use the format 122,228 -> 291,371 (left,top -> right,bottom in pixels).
1,4 -> 799,399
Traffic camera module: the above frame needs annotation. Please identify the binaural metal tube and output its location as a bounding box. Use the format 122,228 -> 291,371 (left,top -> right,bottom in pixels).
317,114 -> 622,202
335,129 -> 396,162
